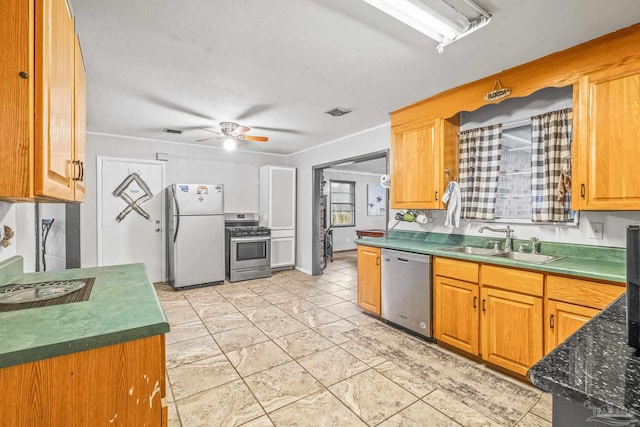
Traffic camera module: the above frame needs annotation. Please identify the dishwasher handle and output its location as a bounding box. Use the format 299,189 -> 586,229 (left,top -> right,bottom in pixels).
397,257 -> 410,263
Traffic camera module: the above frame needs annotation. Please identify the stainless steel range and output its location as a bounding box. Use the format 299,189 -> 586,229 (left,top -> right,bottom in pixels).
225,213 -> 271,282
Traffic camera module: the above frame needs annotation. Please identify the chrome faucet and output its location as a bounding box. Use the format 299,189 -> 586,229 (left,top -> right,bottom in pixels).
479,225 -> 513,253
530,237 -> 540,254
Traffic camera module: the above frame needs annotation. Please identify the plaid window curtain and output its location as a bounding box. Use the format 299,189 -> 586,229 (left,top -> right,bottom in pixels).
531,108 -> 572,222
459,124 -> 502,220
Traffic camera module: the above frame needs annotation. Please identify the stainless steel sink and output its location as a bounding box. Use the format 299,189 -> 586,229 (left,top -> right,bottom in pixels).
443,246 -> 500,256
0,280 -> 87,304
492,252 -> 563,264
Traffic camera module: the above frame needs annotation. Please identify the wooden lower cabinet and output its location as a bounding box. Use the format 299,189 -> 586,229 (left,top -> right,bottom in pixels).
545,300 -> 599,354
481,287 -> 544,376
0,334 -> 167,426
357,245 -> 381,315
434,275 -> 479,354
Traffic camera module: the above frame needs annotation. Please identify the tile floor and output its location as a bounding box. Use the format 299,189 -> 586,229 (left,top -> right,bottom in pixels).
155,251 -> 552,427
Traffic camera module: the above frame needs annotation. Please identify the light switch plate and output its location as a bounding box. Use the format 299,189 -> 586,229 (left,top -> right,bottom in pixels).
589,222 -> 604,240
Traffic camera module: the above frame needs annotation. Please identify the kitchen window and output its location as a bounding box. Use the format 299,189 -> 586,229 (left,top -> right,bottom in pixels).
330,180 -> 355,227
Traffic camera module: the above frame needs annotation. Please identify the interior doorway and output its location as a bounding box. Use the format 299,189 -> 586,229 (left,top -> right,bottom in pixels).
311,150 -> 389,276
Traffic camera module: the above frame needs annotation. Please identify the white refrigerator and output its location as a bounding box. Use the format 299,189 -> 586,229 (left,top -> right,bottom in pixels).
167,183 -> 225,289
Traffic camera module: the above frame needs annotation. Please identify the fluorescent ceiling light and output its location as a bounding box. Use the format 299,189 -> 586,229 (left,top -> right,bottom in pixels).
361,0 -> 491,52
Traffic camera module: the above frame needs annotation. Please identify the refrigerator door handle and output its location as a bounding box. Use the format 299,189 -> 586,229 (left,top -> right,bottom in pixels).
172,185 -> 181,243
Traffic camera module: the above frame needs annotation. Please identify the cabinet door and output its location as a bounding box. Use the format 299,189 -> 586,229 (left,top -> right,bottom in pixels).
35,0 -> 76,200
271,236 -> 295,268
357,245 -> 381,315
391,119 -> 441,209
481,287 -> 543,376
434,276 -> 479,355
269,167 -> 296,229
574,65 -> 640,210
0,0 -> 33,198
545,300 -> 599,355
73,35 -> 86,202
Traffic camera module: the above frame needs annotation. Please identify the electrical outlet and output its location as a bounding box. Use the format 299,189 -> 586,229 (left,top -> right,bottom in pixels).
589,222 -> 604,240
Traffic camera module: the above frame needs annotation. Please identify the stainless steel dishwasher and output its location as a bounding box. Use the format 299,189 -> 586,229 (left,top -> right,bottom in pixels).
381,248 -> 432,339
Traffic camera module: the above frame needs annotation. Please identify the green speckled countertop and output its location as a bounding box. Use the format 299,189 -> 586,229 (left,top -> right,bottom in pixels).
356,231 -> 626,283
0,257 -> 169,369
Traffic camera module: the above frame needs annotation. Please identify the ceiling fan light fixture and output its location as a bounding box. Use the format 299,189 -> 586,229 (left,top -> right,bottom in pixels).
223,137 -> 237,151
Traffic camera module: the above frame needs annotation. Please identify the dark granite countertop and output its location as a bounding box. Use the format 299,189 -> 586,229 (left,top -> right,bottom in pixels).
0,256 -> 169,369
529,296 -> 640,417
356,231 -> 626,283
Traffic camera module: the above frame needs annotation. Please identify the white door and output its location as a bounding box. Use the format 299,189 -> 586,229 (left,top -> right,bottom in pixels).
98,158 -> 164,282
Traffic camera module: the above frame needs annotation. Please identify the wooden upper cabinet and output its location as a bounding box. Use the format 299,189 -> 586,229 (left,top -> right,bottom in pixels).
573,63 -> 640,210
0,0 -> 84,202
74,35 -> 86,202
357,245 -> 381,315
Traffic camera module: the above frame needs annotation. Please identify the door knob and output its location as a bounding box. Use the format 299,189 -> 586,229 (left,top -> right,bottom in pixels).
155,228 -> 161,232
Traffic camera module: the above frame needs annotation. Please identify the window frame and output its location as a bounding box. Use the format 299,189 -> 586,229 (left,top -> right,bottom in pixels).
329,180 -> 356,227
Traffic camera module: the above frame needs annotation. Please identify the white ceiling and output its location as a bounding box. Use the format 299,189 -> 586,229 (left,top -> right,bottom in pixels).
70,0 -> 640,155
328,157 -> 388,175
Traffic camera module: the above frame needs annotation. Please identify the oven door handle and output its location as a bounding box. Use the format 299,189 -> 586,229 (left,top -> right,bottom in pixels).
230,236 -> 271,242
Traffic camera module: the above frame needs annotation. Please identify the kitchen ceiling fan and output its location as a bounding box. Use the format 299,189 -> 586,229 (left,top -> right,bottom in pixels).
196,122 -> 269,150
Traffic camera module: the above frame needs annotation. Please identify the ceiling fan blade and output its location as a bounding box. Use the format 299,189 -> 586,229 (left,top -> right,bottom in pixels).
198,127 -> 223,136
252,126 -> 302,135
242,135 -> 269,142
232,126 -> 251,135
195,136 -> 221,143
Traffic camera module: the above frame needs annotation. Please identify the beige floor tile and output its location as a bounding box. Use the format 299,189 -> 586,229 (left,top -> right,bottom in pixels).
231,295 -> 273,311
339,340 -> 388,367
244,361 -> 324,412
166,335 -> 222,369
168,354 -> 239,400
243,305 -> 289,322
378,401 -> 461,427
273,329 -> 334,359
167,402 -> 181,426
292,307 -> 341,327
215,286 -> 254,298
529,393 -> 552,422
423,389 -> 502,427
254,315 -> 308,339
226,340 -> 293,376
313,283 -> 347,293
182,286 -> 224,300
314,319 -> 358,344
306,293 -> 346,307
202,312 -> 252,334
240,415 -> 274,426
164,305 -> 201,326
331,289 -> 358,301
323,301 -> 362,318
345,313 -> 384,327
374,361 -> 436,398
248,284 -> 286,296
275,299 -> 318,316
278,281 -> 312,291
177,379 -> 264,427
160,299 -> 192,311
298,346 -> 368,386
166,320 -> 210,345
329,369 -> 417,426
514,413 -> 551,427
269,390 -> 367,427
213,325 -> 270,353
292,287 -> 327,298
189,300 -> 239,320
263,291 -> 300,304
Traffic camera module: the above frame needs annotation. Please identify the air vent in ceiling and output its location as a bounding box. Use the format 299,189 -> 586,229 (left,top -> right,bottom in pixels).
325,107 -> 352,117
163,128 -> 182,135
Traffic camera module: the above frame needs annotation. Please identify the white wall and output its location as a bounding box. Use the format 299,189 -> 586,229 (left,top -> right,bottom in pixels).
81,133 -> 287,268
323,169 -> 386,251
0,202 -> 37,272
286,124 -> 391,274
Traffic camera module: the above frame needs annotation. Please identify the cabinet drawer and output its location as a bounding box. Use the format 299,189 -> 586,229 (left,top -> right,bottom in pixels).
546,275 -> 624,309
434,257 -> 478,283
481,265 -> 543,297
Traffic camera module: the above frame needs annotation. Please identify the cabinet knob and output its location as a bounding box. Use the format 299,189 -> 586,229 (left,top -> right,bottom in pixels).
473,296 -> 477,310
482,299 -> 486,313
550,314 -> 555,329
18,71 -> 29,79
580,184 -> 585,198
